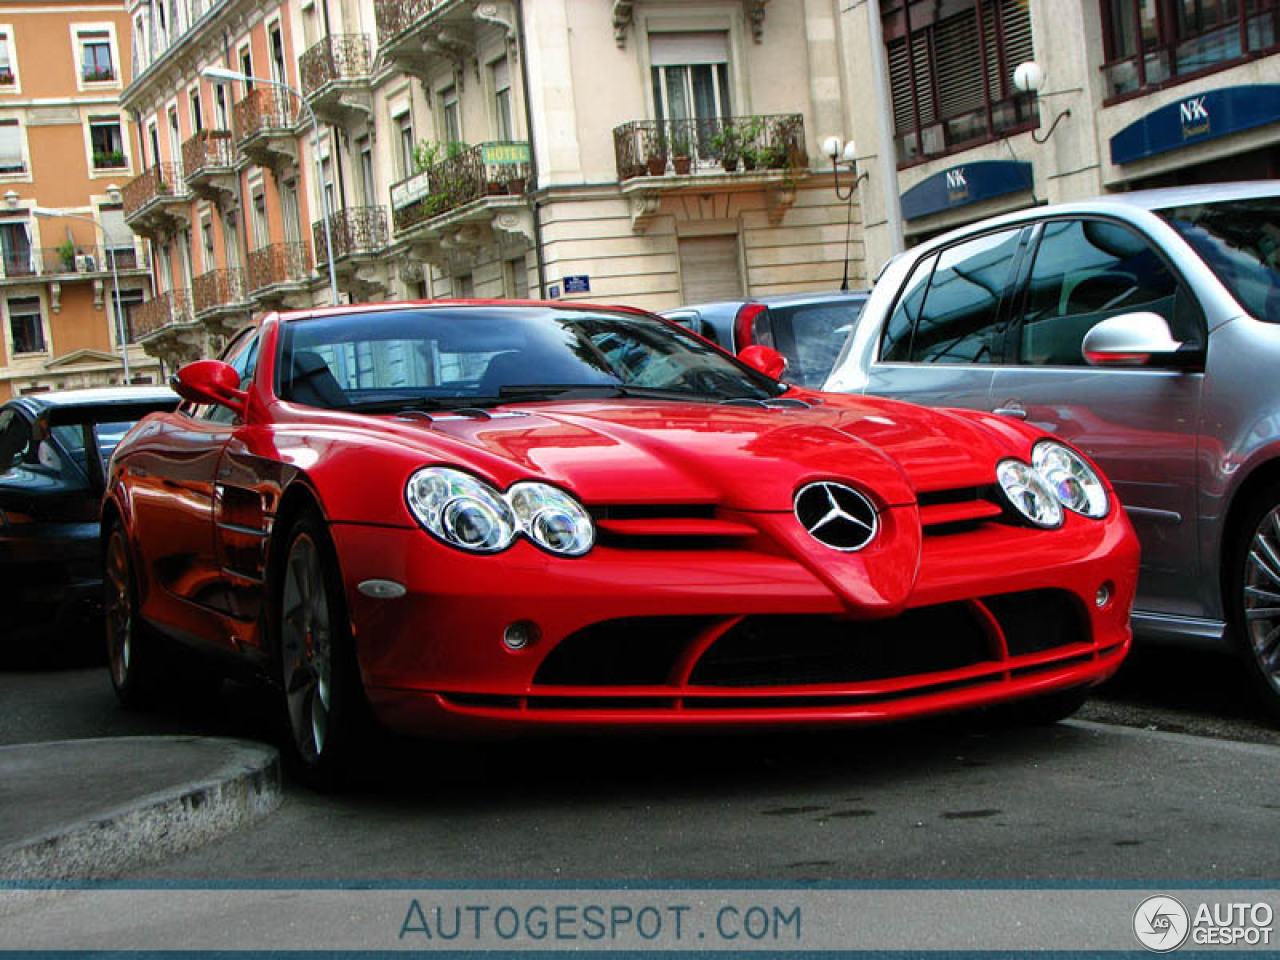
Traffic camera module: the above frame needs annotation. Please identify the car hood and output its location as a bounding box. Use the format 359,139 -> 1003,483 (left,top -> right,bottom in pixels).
400,395 -> 1018,512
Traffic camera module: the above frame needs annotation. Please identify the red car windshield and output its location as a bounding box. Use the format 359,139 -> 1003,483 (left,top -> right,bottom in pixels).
1158,197 -> 1280,323
277,305 -> 783,411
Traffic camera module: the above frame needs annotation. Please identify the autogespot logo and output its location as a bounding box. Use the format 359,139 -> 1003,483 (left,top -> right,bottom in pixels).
1134,895 -> 1190,952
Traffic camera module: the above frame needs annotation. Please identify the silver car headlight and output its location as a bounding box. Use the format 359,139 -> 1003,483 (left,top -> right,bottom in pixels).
1032,440 -> 1110,519
997,459 -> 1064,529
508,481 -> 595,556
406,467 -> 516,553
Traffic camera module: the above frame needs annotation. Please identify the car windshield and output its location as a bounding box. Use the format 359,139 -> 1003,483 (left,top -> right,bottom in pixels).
51,420 -> 143,472
278,305 -> 784,411
1157,197 -> 1280,322
768,300 -> 866,387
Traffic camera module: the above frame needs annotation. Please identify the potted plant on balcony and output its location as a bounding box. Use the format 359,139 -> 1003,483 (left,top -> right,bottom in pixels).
58,240 -> 76,271
709,124 -> 744,172
670,132 -> 693,175
644,130 -> 667,177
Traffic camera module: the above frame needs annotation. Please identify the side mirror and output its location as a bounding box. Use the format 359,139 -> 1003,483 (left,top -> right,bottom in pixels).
1082,312 -> 1187,367
738,344 -> 788,380
172,360 -> 246,414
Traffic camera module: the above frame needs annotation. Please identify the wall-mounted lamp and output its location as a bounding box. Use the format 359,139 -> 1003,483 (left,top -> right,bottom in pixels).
822,136 -> 867,201
1012,60 -> 1080,144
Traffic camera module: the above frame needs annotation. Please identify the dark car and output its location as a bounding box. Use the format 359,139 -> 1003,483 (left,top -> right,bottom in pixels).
0,386 -> 177,646
662,289 -> 869,388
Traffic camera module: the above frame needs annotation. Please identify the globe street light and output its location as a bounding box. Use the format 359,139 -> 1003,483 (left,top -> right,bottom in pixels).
200,65 -> 339,306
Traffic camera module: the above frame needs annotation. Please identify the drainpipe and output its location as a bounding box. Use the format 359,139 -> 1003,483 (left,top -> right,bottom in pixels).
513,0 -> 547,298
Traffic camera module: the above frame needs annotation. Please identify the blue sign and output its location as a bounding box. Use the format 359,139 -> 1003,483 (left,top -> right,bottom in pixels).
548,284 -> 561,299
563,275 -> 591,294
899,160 -> 1034,221
1110,85 -> 1280,165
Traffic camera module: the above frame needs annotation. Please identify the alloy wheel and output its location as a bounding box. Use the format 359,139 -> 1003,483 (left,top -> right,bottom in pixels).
104,527 -> 133,691
1244,503 -> 1280,694
280,532 -> 333,765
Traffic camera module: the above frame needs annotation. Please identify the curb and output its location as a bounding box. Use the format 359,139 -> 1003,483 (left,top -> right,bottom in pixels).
0,737 -> 282,880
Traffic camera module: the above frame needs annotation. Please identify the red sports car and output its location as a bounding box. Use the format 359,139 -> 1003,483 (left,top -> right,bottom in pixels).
103,301 -> 1138,785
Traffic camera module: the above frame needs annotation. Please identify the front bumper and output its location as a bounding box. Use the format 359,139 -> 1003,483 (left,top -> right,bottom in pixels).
332,507 -> 1138,736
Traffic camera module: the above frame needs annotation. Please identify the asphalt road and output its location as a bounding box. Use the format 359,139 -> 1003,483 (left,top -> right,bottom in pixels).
3,636 -> 1279,882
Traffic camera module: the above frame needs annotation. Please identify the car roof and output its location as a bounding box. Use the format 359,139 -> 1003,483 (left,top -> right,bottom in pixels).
7,385 -> 177,416
270,298 -> 659,324
667,289 -> 871,314
913,181 -> 1280,254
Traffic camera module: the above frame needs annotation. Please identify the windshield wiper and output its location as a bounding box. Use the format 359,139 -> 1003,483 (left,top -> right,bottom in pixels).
495,383 -> 727,404
336,395 -> 501,414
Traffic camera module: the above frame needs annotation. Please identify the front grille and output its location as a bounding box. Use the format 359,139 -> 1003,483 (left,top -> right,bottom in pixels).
917,485 -> 1007,533
531,589 -> 1089,691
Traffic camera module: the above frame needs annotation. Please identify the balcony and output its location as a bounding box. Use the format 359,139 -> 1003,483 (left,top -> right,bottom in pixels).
389,142 -> 532,258
182,129 -> 237,201
247,241 -> 312,308
122,163 -> 191,238
374,0 -> 493,79
613,114 -> 806,230
313,206 -> 391,300
193,267 -> 251,337
300,34 -> 373,125
233,89 -> 298,168
132,288 -> 197,343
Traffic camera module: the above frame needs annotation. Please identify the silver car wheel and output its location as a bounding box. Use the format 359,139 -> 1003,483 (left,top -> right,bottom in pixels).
280,532 -> 333,765
104,526 -> 134,691
1244,503 -> 1280,693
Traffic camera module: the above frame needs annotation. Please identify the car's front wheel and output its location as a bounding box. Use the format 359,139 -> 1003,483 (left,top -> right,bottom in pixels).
1227,492 -> 1280,722
275,508 -> 370,788
103,520 -> 162,708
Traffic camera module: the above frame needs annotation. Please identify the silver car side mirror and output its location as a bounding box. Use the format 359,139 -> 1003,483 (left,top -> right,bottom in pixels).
1082,312 -> 1184,367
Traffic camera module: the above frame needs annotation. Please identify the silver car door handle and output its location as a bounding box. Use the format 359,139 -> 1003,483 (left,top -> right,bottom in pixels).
992,406 -> 1027,420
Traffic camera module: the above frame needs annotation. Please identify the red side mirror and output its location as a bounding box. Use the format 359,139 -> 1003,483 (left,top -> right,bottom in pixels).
172,360 -> 246,414
738,344 -> 788,381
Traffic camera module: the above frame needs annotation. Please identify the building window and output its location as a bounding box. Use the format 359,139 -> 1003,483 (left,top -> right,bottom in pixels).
8,296 -> 43,354
1101,0 -> 1280,98
491,58 -> 513,140
239,46 -> 254,93
0,30 -> 15,86
78,30 -> 115,83
650,32 -> 732,128
189,88 -> 203,132
112,289 -> 144,344
99,205 -> 136,270
0,118 -> 24,173
90,117 -> 126,169
201,218 -> 215,271
0,220 -> 30,277
214,84 -> 229,129
251,188 -> 269,249
395,110 -> 414,176
269,22 -> 287,84
883,0 -> 1036,166
439,85 -> 461,145
357,135 -> 376,204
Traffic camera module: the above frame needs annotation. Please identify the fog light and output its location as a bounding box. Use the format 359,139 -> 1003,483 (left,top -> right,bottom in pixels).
1096,582 -> 1113,608
503,621 -> 539,651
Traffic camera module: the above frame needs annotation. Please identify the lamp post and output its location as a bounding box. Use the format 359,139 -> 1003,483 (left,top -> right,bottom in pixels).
821,137 -> 868,293
4,190 -> 131,382
200,65 -> 339,306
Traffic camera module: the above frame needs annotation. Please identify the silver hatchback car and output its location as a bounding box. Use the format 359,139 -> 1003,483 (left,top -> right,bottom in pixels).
826,182 -> 1280,716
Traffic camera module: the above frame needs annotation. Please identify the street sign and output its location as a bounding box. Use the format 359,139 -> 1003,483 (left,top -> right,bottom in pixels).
563,275 -> 590,293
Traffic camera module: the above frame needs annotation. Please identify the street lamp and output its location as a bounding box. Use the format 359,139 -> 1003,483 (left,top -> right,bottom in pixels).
200,65 -> 339,306
5,190 -> 131,382
821,137 -> 869,293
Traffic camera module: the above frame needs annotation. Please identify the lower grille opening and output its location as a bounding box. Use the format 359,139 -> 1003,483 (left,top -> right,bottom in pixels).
986,589 -> 1086,656
690,605 -> 993,687
534,616 -> 716,686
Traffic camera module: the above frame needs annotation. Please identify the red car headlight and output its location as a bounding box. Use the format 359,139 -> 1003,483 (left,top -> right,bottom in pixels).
996,458 -> 1064,529
406,467 -> 595,556
1032,440 -> 1110,519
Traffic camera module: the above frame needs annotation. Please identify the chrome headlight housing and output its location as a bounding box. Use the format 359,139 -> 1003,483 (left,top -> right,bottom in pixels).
1032,440 -> 1110,519
406,467 -> 593,556
997,459 -> 1064,529
508,481 -> 595,556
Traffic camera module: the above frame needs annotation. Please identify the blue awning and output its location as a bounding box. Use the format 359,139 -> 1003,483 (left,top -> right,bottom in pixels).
1110,84 -> 1280,165
900,160 -> 1034,221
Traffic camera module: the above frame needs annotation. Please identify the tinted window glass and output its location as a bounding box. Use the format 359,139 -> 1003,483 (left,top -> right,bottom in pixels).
0,407 -> 31,470
1158,198 -> 1280,323
880,254 -> 936,362
912,229 -> 1022,364
1019,219 -> 1191,366
201,330 -> 259,423
770,300 -> 865,387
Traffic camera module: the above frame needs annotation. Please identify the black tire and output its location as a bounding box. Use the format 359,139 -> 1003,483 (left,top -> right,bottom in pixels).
1225,491 -> 1280,723
988,687 -> 1091,726
103,519 -> 163,708
273,507 -> 372,789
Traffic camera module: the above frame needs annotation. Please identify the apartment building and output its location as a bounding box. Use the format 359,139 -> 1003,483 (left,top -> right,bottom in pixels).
120,0 -> 864,372
838,0 -> 1280,273
0,0 -> 157,400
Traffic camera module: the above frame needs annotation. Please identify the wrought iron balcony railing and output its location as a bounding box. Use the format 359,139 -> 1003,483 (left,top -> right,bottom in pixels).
9,246 -> 148,278
247,241 -> 311,293
234,88 -> 297,145
122,162 -> 184,218
374,0 -> 451,43
313,206 -> 389,264
132,288 -> 194,339
300,34 -> 372,97
193,268 -> 248,314
182,128 -> 235,175
389,141 -> 530,234
613,114 -> 805,181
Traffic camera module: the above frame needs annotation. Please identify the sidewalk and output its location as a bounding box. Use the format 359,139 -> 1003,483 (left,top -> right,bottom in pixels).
0,736 -> 281,880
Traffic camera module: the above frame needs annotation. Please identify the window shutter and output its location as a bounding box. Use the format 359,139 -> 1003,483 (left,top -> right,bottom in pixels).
649,32 -> 730,66
987,0 -> 1034,101
888,34 -> 936,133
934,7 -> 984,121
